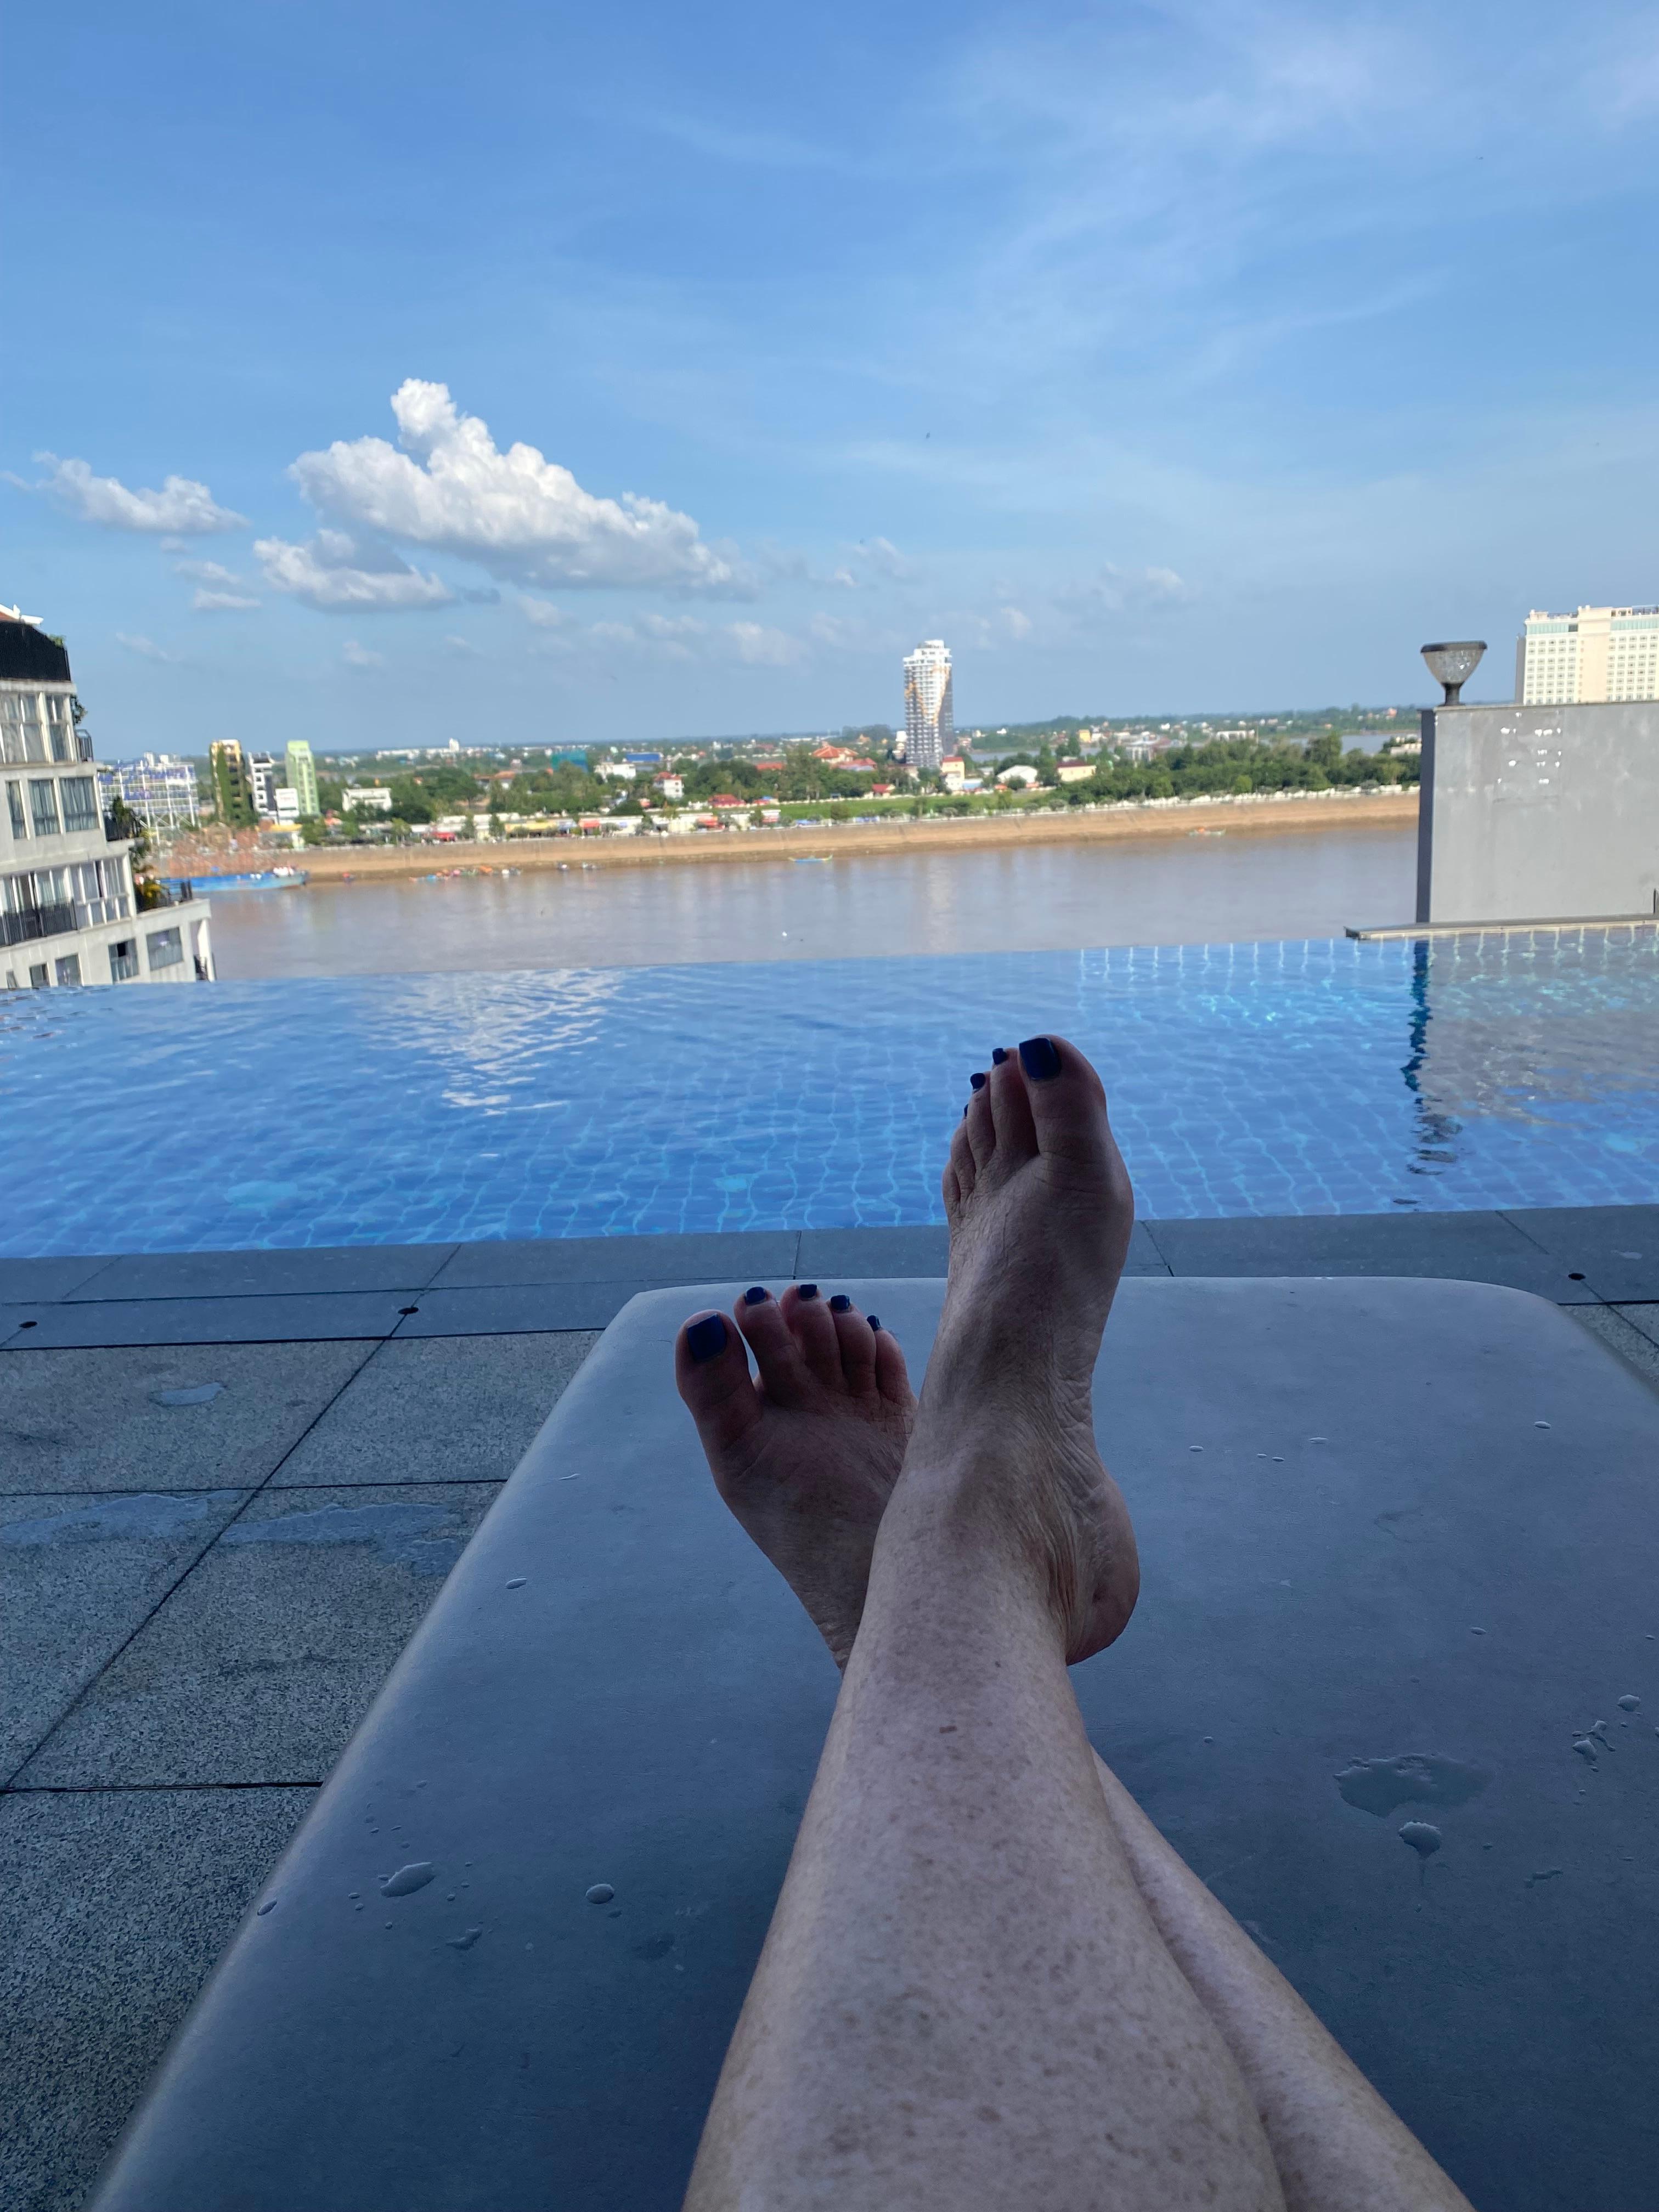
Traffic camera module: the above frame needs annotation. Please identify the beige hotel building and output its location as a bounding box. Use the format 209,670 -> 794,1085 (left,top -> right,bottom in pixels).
1516,605 -> 1659,706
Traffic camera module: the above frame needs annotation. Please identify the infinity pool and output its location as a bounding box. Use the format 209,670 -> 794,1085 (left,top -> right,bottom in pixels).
3,932 -> 1656,1254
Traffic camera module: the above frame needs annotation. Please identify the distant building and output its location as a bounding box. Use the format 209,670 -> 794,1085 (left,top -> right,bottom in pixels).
247,752 -> 280,818
903,640 -> 955,772
1516,606 -> 1659,704
101,753 -> 200,832
2,613 -> 212,989
274,787 -> 301,824
210,739 -> 255,826
285,740 -> 320,816
940,756 -> 967,792
343,785 -> 393,813
1056,759 -> 1094,784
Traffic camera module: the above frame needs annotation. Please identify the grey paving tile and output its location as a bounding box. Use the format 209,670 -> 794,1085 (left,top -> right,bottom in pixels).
2,1291 -> 414,1350
0,1782 -> 314,2212
1141,1211 -> 1593,1300
428,1229 -> 800,1288
1,1488 -> 249,1784
1610,1302 -> 1659,1350
272,1333 -> 600,1487
74,1245 -> 457,1302
1502,1206 -> 1659,1303
0,1255 -> 115,1304
795,1224 -> 950,1278
0,1340 -> 380,1496
17,1482 -> 503,1788
394,1283 -> 652,1334
1566,1305 -> 1659,1392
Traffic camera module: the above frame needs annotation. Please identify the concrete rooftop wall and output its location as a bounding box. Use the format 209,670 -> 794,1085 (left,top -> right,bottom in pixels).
1417,701 -> 1659,924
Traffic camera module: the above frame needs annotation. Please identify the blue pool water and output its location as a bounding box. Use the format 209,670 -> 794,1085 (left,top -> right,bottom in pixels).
3,932 -> 1656,1254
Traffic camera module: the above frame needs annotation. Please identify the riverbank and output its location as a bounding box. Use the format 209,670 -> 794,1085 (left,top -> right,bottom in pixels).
195,788 -> 1415,885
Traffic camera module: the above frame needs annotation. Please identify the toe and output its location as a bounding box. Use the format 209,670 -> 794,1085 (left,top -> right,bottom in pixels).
828,1293 -> 878,1395
869,1317 -> 914,1407
674,1308 -> 761,1455
1018,1033 -> 1135,1209
946,1117 -> 977,1204
988,1045 -> 1039,1164
781,1281 -> 843,1386
964,1072 -> 997,1169
734,1286 -> 816,1408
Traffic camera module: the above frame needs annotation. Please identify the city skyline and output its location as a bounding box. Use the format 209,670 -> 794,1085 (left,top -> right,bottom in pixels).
5,1 -> 1659,756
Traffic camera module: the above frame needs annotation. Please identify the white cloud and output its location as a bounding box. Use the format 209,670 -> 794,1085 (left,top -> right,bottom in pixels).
253,528 -> 454,611
342,639 -> 384,668
35,454 -> 246,533
115,633 -> 178,661
1056,565 -> 1193,622
174,558 -> 259,612
289,380 -> 751,596
192,589 -> 261,612
725,620 -> 806,667
443,634 -> 480,656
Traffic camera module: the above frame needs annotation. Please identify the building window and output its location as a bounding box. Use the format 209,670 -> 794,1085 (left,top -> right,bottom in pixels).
56,952 -> 83,986
60,776 -> 99,832
29,962 -> 48,988
29,780 -> 61,836
145,925 -> 184,970
108,939 -> 140,983
5,782 -> 24,838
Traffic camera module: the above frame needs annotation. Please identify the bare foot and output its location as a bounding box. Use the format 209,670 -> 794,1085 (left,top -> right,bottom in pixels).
675,1283 -> 915,1666
677,1037 -> 1138,1672
905,1033 -> 1139,1663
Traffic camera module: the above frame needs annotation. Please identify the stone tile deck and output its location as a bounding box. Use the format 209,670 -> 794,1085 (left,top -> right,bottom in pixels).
4,1206 -> 1658,2211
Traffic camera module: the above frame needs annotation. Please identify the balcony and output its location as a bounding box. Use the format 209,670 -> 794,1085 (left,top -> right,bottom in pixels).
0,901 -> 76,948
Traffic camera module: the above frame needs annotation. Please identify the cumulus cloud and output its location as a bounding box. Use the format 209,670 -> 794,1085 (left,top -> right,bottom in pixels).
1056,564 -> 1192,620
342,639 -> 384,668
289,380 -> 751,596
725,621 -> 807,666
192,589 -> 261,612
115,633 -> 178,661
253,528 -> 454,611
174,558 -> 260,613
518,595 -> 807,667
33,455 -> 246,533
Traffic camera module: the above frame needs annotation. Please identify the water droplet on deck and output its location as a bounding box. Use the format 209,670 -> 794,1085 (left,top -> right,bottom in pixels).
1310,1436 -> 1328,1443
149,1382 -> 225,1407
448,1926 -> 483,1950
1526,1869 -> 1562,1887
347,1891 -> 359,1900
256,1900 -> 275,1915
1618,1694 -> 1640,1712
1534,1420 -> 1551,1430
1591,1720 -> 1611,1742
1470,1627 -> 1487,1634
506,1576 -> 527,1588
585,1883 -> 615,1904
381,1862 -> 436,1897
1335,1754 -> 1492,1816
1572,1737 -> 1598,1762
1188,1446 -> 1203,1453
1400,1821 -> 1442,1858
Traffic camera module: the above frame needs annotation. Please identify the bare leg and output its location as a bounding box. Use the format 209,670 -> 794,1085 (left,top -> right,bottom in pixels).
682,1037 -> 1283,2211
678,1038 -> 1472,2211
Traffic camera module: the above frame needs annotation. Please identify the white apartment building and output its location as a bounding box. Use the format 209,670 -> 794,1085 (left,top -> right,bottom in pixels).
903,639 -> 955,772
1516,605 -> 1659,705
2,612 -> 213,990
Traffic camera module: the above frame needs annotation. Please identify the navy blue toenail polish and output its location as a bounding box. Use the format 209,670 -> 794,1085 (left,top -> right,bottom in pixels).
830,1293 -> 852,1313
1019,1035 -> 1062,1081
991,1047 -> 1009,1064
866,1314 -> 881,1332
687,1314 -> 727,1362
970,1071 -> 987,1090
798,1282 -> 819,1301
743,1285 -> 769,1305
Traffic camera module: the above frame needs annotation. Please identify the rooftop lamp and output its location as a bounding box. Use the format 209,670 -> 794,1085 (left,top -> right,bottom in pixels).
1420,640 -> 1486,705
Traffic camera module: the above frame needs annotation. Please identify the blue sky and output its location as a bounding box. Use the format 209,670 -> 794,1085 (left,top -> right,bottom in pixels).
6,0 -> 1659,754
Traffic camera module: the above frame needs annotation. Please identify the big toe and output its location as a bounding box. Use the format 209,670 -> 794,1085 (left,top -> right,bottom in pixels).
674,1309 -> 760,1457
1018,1035 -> 1129,1183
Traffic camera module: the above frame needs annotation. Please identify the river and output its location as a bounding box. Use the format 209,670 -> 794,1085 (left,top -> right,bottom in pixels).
206,823 -> 1416,979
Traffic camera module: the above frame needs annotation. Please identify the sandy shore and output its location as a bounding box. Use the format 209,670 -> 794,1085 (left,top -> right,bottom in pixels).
174,789 -> 1417,885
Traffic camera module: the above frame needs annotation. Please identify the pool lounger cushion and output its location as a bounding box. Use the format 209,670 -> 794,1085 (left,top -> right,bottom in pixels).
90,1277 -> 1659,2212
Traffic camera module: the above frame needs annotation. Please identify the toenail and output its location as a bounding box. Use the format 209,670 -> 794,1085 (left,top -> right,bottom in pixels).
866,1314 -> 881,1331
830,1293 -> 852,1312
743,1285 -> 769,1304
970,1071 -> 987,1090
991,1047 -> 1009,1064
798,1282 -> 820,1301
686,1314 -> 727,1362
1018,1035 -> 1062,1081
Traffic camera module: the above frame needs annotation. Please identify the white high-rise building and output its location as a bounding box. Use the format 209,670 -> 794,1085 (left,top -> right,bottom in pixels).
1515,605 -> 1659,705
903,639 -> 955,772
2,611 -> 213,990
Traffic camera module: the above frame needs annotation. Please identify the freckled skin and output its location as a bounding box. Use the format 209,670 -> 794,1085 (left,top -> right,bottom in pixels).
676,1037 -> 1474,2212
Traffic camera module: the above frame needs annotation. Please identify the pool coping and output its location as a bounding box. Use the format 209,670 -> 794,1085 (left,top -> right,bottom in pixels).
4,1205 -> 1658,1345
